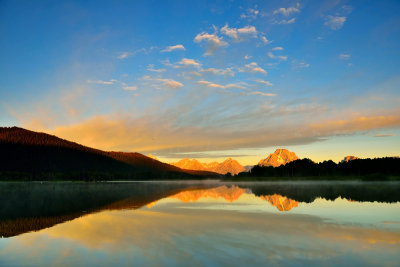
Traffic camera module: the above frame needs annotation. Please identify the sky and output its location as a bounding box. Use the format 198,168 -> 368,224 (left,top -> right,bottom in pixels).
0,0 -> 399,165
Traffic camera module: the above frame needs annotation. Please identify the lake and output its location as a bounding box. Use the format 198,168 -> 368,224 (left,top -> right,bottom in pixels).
0,181 -> 399,266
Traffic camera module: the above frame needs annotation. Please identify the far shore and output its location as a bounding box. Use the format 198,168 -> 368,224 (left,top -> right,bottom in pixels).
1,175 -> 400,183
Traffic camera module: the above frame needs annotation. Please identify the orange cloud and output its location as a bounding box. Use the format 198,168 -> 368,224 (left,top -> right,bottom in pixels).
38,111 -> 400,157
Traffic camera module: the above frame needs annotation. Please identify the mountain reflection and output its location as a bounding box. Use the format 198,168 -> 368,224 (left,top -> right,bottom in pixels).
260,194 -> 299,211
150,185 -> 299,211
170,186 -> 247,203
1,181 -> 400,238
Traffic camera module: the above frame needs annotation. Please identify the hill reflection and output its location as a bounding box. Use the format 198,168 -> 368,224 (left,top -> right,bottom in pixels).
1,181 -> 399,238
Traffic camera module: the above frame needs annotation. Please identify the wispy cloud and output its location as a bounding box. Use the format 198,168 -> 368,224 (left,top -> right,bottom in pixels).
255,80 -> 273,86
200,67 -> 234,76
117,47 -> 156,59
261,36 -> 271,44
117,52 -> 132,59
161,44 -> 186,53
244,55 -> 252,60
339,53 -> 351,60
272,47 -> 284,51
42,113 -> 400,157
272,3 -> 300,25
147,64 -> 166,72
324,16 -> 346,30
241,62 -> 267,74
194,32 -> 228,56
292,60 -> 310,69
196,80 -> 245,89
123,86 -> 137,91
374,134 -> 395,138
273,3 -> 300,16
240,7 -> 259,20
177,58 -> 202,68
142,76 -> 184,89
324,5 -> 352,31
248,91 -> 276,97
274,18 -> 296,24
87,80 -> 115,85
268,52 -> 288,61
220,24 -> 258,41
162,79 -> 183,89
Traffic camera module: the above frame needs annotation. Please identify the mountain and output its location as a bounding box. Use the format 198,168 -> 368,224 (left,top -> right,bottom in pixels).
172,159 -> 207,171
258,149 -> 299,167
171,158 -> 245,175
0,127 -> 217,180
213,158 -> 246,175
341,156 -> 359,163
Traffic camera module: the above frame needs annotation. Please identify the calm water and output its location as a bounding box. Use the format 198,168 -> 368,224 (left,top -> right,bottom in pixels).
0,181 -> 399,267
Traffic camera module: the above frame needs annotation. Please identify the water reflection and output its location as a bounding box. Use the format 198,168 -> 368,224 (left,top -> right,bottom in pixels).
0,181 -> 399,266
149,185 -> 300,212
1,181 -> 400,237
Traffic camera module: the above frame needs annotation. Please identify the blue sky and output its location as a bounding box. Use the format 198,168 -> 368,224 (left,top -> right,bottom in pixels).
0,0 -> 399,164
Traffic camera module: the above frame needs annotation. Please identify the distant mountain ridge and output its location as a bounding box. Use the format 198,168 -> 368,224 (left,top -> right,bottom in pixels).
171,158 -> 246,175
0,127 -> 217,180
258,148 -> 299,167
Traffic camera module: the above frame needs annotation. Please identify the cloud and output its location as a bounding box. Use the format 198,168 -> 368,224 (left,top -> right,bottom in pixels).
117,47 -> 156,59
272,47 -> 284,51
240,7 -> 259,20
244,55 -> 252,60
200,67 -> 234,76
142,76 -> 184,89
123,86 -> 137,91
374,134 -> 395,138
117,52 -> 132,59
249,91 -> 276,97
255,80 -> 273,86
267,52 -> 288,61
292,60 -> 310,69
161,44 -> 186,53
40,112 -> 400,157
162,80 -> 183,89
274,18 -> 296,24
196,80 -> 245,89
194,32 -> 228,56
87,80 -> 115,85
242,62 -> 267,74
261,36 -> 271,44
339,54 -> 351,60
324,16 -> 346,30
147,64 -> 166,72
309,115 -> 400,136
177,58 -> 202,68
220,24 -> 258,41
273,3 -> 301,16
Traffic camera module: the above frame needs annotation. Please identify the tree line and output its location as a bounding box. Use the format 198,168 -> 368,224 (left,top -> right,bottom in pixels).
235,157 -> 400,180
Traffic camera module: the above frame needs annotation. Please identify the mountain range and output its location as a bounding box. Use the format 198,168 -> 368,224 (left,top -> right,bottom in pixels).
171,158 -> 246,175
172,148 -> 300,175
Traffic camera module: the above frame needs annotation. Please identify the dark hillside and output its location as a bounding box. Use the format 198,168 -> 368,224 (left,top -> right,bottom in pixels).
0,127 -> 217,180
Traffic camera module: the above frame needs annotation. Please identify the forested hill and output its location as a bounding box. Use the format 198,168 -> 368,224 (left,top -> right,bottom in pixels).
0,127 -> 217,180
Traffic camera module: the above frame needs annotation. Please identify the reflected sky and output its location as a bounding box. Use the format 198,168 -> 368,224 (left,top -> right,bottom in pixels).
0,183 -> 399,267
